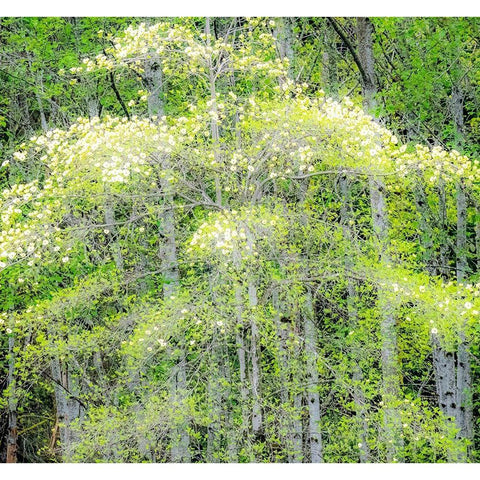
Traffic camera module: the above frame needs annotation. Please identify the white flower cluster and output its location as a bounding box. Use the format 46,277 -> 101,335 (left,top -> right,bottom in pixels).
0,115 -> 196,271
187,208 -> 283,265
394,144 -> 480,185
382,268 -> 480,347
189,213 -> 245,256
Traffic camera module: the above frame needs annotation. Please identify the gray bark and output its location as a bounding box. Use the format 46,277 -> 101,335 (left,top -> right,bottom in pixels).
476,203 -> 480,272
369,176 -> 403,461
169,353 -> 191,463
420,177 -> 470,459
205,17 -> 222,206
158,198 -> 180,298
456,182 -> 468,280
104,195 -> 124,272
356,18 -> 377,114
272,289 -> 303,462
412,181 -> 437,276
221,342 -> 239,462
87,98 -> 100,119
275,17 -> 295,80
206,276 -> 225,463
438,180 -> 450,277
452,86 -> 473,454
234,232 -> 263,448
143,60 -> 189,461
6,328 -> 17,463
144,62 -> 164,116
292,390 -> 304,462
235,284 -> 249,434
455,181 -> 473,451
246,252 -> 262,436
356,17 -> 403,460
304,292 -> 323,463
51,358 -> 84,459
433,339 -> 458,421
340,175 -> 369,463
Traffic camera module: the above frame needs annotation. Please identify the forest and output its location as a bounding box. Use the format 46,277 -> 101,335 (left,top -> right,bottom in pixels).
0,16 -> 480,463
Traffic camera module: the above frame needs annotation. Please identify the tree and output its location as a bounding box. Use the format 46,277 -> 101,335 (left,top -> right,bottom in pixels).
2,17 -> 480,464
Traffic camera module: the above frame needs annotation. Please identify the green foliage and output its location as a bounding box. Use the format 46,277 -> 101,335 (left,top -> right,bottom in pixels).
1,16 -> 480,464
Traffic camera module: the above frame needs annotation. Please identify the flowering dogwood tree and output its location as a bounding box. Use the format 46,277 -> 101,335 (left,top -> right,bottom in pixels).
1,18 -> 480,463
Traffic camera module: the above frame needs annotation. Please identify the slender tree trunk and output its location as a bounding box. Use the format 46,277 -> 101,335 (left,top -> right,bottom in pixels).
275,17 -> 295,79
144,62 -> 164,117
249,300 -> 262,438
169,353 -> 190,463
455,181 -> 473,452
438,179 -> 450,278
452,86 -> 473,455
6,327 -> 17,464
369,176 -> 403,461
206,276 -> 225,463
356,17 -> 403,461
356,18 -> 377,114
476,202 -> 480,272
220,339 -> 239,462
292,389 -> 304,462
205,17 -> 222,206
235,284 -> 249,435
432,339 -> 458,420
412,180 -> 437,276
456,181 -> 468,281
303,292 -> 323,463
272,289 -> 303,462
233,233 -> 263,455
295,170 -> 323,463
104,192 -> 124,272
50,359 -> 84,460
143,56 -> 190,461
340,175 -> 370,463
321,25 -> 340,97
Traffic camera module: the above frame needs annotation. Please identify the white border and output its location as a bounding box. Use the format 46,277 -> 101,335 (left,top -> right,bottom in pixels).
1,0 -> 480,17
2,463 -> 480,480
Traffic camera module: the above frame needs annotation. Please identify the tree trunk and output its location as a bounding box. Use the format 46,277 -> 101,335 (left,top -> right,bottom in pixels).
476,202 -> 480,272
51,358 -> 84,460
455,179 -> 473,453
340,175 -> 370,463
247,276 -> 262,437
275,17 -> 295,80
6,329 -> 17,464
220,339 -> 239,462
206,276 -> 225,463
205,17 -> 222,206
142,55 -> 190,462
356,17 -> 403,461
437,180 -> 450,278
369,176 -> 403,461
235,284 -> 249,436
456,181 -> 468,281
169,353 -> 191,463
356,18 -> 377,113
452,85 -> 473,455
272,289 -> 303,462
104,190 -> 124,272
144,62 -> 164,116
303,292 -> 323,463
412,180 -> 437,276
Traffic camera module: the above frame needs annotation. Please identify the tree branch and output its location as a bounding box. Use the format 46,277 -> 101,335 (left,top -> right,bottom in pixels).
108,71 -> 130,120
326,17 -> 368,87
